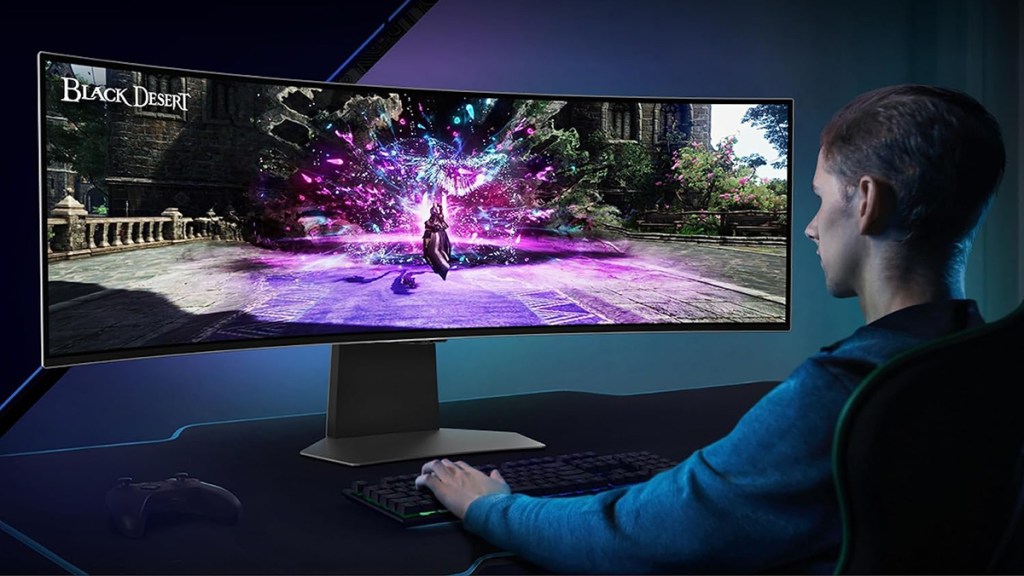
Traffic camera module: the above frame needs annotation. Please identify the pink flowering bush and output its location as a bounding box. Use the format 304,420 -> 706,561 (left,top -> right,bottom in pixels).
670,136 -> 787,214
669,136 -> 736,210
715,175 -> 788,212
678,212 -> 724,236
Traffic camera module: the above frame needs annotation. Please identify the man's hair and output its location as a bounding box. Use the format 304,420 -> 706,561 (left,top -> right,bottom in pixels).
820,85 -> 1005,254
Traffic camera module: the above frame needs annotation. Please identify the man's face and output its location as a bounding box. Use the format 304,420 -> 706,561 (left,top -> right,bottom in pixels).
805,149 -> 862,298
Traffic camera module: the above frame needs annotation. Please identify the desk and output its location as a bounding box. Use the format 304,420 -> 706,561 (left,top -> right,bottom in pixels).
0,382 -> 777,575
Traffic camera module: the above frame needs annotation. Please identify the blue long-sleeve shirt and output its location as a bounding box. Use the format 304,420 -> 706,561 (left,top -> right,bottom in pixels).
464,300 -> 985,574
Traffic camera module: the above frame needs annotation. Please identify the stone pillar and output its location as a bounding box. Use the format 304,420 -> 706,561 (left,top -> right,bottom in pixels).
96,223 -> 109,248
207,209 -> 219,240
161,208 -> 184,241
691,104 -> 712,148
50,194 -> 89,253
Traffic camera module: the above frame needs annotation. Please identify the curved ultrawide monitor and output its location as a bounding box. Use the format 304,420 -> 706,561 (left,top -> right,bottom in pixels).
40,52 -> 792,368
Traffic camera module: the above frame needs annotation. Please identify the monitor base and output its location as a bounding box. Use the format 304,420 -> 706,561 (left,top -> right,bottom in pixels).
302,342 -> 545,467
301,428 -> 544,467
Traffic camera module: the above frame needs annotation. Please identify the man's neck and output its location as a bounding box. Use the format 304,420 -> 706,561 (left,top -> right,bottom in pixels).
857,258 -> 965,324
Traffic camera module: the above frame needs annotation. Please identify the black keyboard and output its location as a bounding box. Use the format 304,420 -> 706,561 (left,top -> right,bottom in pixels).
344,451 -> 678,526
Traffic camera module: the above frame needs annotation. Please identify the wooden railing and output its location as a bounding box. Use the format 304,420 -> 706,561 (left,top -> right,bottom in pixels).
638,210 -> 786,236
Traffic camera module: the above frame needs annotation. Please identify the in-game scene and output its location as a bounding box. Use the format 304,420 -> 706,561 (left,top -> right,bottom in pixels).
43,57 -> 791,359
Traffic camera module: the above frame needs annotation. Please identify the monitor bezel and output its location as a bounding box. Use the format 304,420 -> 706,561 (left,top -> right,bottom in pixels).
39,51 -> 794,369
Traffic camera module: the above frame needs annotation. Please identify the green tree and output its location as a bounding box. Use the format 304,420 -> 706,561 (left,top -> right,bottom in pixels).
602,141 -> 653,192
584,129 -> 659,213
739,152 -> 767,176
741,104 -> 789,169
524,126 -> 621,232
44,64 -> 109,197
669,136 -> 788,217
669,135 -> 737,210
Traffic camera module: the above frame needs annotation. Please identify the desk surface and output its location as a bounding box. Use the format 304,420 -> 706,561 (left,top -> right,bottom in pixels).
0,383 -> 777,575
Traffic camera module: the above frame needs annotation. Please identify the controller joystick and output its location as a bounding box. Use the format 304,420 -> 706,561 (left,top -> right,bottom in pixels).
105,473 -> 242,538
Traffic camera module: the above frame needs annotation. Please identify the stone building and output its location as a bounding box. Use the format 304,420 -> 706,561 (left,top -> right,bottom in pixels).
103,68 -> 267,217
552,101 -> 711,211
66,61 -> 714,220
553,101 -> 711,152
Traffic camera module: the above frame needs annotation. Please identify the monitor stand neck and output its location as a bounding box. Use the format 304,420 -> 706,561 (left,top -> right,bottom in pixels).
300,342 -> 544,467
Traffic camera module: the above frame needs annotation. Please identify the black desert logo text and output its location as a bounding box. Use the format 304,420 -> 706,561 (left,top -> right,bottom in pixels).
61,77 -> 190,112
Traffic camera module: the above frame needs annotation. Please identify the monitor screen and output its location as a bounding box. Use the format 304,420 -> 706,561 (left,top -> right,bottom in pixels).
40,52 -> 792,464
41,53 -> 792,368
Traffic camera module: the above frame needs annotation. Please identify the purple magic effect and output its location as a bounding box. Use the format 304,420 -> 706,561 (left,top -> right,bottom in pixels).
253,92 -> 569,267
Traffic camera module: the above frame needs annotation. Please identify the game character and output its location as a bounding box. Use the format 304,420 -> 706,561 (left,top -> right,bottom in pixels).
423,202 -> 452,280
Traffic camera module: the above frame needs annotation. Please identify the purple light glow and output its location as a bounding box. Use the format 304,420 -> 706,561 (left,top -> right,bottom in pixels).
255,92 -> 583,268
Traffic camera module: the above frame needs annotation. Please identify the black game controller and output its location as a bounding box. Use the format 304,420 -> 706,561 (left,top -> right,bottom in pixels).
105,473 -> 242,538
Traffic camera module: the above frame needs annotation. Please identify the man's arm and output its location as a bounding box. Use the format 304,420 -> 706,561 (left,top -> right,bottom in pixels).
422,358 -> 854,574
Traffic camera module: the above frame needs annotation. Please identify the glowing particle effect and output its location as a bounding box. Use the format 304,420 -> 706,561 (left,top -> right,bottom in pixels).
266,93 -> 572,267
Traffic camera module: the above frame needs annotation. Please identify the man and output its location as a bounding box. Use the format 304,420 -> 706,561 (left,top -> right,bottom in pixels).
416,85 -> 1006,574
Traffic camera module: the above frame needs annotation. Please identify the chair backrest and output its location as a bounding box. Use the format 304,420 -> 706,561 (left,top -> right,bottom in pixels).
833,301 -> 1024,574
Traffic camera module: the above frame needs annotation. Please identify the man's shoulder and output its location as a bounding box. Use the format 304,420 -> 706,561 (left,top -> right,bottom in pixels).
819,323 -> 924,356
764,301 -> 985,406
804,324 -> 936,393
818,299 -> 985,357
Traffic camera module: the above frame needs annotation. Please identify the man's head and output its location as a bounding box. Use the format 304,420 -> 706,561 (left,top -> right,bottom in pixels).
806,85 -> 1005,298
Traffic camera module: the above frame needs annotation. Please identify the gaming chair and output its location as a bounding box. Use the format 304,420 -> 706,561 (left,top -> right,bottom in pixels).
833,300 -> 1024,574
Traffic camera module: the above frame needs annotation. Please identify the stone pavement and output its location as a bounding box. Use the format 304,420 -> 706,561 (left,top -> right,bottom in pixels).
46,237 -> 787,357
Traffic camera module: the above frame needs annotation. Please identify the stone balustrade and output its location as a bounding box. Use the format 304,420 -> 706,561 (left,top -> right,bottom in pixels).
47,196 -> 243,260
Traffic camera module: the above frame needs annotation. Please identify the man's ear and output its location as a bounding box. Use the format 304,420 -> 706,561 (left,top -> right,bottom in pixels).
856,175 -> 895,235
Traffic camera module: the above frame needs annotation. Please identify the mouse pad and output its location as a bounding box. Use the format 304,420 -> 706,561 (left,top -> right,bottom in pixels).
0,386 -> 774,574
